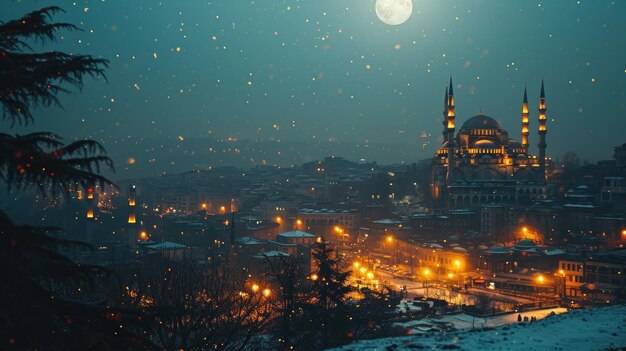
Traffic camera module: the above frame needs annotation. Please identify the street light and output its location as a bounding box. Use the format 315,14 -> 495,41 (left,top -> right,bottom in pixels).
423,268 -> 431,298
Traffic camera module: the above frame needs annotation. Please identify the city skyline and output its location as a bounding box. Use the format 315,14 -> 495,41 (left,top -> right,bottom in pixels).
3,1 -> 626,177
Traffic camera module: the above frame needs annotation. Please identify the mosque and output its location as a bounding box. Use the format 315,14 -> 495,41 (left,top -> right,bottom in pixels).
431,78 -> 551,209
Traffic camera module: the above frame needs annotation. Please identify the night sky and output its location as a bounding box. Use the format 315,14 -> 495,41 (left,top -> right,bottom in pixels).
3,1 -> 626,177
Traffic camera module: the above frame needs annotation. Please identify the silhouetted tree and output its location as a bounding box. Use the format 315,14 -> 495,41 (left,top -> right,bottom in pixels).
0,7 -> 154,351
296,239 -> 353,350
120,256 -> 272,351
349,286 -> 403,340
262,254 -> 311,350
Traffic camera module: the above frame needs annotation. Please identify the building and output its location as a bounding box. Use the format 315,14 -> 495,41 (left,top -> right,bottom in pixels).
479,239 -> 565,274
297,207 -> 360,240
431,79 -> 550,209
558,257 -> 585,298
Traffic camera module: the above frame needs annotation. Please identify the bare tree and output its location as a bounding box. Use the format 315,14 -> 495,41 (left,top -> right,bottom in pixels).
121,256 -> 272,351
262,254 -> 310,350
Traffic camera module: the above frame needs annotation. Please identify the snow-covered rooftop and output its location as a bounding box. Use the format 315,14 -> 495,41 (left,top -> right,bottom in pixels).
277,230 -> 316,238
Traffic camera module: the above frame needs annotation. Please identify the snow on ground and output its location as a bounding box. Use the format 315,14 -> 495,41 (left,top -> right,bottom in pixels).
395,307 -> 567,334
330,305 -> 626,351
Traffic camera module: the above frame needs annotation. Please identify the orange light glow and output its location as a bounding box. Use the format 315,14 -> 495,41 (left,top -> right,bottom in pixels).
262,288 -> 271,297
296,219 -> 302,226
128,214 -> 136,224
139,231 -> 148,241
201,203 -> 207,210
386,235 -> 393,243
87,208 -> 94,218
77,190 -> 83,200
129,198 -> 135,206
275,216 -> 282,224
220,206 -> 226,213
251,284 -> 259,293
310,274 -> 318,281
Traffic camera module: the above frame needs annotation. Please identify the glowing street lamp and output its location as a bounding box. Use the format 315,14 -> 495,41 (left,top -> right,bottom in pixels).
310,274 -> 318,281
353,262 -> 360,269
251,284 -> 260,293
386,235 -> 393,243
537,275 -> 544,284
262,288 -> 271,297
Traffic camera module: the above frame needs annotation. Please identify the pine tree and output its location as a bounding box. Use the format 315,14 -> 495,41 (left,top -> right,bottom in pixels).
0,7 -> 154,350
302,238 -> 353,350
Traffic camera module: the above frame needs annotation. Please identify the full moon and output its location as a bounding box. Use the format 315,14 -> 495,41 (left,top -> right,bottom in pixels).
375,0 -> 413,26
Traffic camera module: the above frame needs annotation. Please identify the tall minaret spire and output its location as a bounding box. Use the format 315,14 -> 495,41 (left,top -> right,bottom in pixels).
521,86 -> 529,150
127,185 -> 138,245
538,80 -> 548,180
442,87 -> 448,139
446,77 -> 456,184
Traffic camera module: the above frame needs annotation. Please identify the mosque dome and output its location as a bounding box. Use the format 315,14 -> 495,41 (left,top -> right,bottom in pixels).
460,115 -> 503,131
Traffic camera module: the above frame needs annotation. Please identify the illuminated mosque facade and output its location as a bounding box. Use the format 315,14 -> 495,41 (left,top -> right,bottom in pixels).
431,78 -> 551,209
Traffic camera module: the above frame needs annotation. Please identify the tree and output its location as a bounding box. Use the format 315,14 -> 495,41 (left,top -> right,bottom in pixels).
262,254 -> 311,350
120,256 -> 272,351
0,7 -> 154,351
298,239 -> 353,350
349,286 -> 403,340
